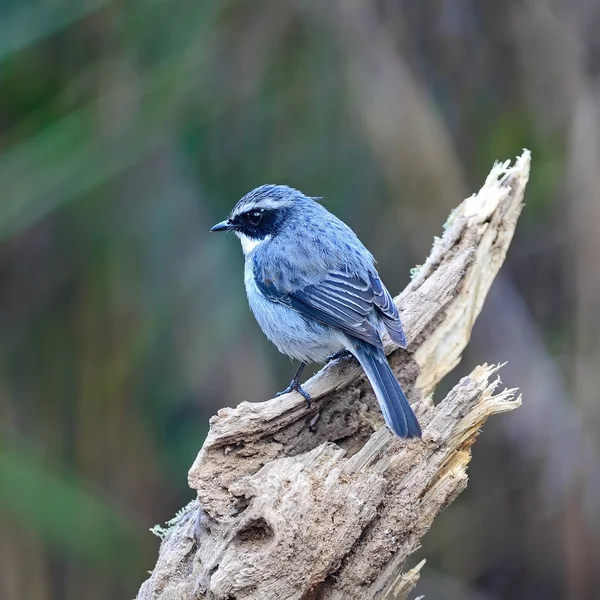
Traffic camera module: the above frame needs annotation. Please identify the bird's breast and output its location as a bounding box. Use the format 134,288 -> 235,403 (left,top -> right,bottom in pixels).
243,258 -> 346,363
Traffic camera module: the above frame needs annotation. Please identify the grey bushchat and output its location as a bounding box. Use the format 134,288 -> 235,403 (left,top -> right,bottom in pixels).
210,185 -> 421,438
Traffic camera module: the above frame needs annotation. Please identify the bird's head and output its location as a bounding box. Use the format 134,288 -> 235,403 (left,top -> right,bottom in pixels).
210,184 -> 313,254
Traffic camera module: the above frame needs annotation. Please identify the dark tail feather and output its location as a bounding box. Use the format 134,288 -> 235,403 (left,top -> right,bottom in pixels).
353,343 -> 421,438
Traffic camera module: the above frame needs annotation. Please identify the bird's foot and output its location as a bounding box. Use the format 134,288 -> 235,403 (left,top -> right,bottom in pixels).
276,381 -> 312,409
326,350 -> 352,363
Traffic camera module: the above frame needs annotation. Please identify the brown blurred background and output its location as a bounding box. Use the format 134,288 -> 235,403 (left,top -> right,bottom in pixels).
1,1 -> 599,598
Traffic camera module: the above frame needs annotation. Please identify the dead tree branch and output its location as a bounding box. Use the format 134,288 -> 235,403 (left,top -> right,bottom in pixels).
137,151 -> 530,600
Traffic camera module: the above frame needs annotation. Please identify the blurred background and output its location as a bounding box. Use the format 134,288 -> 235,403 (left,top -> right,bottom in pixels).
1,1 -> 599,598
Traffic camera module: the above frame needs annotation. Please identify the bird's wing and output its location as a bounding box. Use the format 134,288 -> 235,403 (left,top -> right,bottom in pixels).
369,272 -> 407,348
255,266 -> 383,347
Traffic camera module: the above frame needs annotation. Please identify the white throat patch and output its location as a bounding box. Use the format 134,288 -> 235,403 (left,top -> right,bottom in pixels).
236,232 -> 271,255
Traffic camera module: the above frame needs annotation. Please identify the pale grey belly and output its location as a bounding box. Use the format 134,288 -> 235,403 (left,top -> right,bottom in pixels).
244,263 -> 347,363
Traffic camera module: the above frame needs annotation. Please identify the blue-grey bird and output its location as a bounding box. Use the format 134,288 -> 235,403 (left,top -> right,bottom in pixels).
210,185 -> 421,438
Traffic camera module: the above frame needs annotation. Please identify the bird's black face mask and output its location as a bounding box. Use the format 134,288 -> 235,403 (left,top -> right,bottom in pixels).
210,207 -> 287,240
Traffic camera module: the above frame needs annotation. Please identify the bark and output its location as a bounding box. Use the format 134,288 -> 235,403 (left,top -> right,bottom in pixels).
137,151 -> 530,600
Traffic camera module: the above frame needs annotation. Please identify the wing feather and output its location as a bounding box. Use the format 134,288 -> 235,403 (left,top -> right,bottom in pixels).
369,272 -> 406,348
254,262 -> 406,348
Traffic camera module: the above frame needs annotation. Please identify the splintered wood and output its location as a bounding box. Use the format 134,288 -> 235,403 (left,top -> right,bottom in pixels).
137,151 -> 530,600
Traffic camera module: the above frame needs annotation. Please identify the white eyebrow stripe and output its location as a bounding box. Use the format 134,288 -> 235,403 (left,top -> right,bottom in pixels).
232,198 -> 293,217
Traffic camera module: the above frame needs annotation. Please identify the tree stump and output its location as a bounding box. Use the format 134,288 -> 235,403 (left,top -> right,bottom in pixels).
137,151 -> 530,600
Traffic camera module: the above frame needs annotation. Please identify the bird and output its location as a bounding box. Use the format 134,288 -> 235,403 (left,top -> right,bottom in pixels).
210,185 -> 421,438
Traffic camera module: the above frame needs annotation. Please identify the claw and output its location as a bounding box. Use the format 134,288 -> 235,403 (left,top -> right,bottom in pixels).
276,381 -> 312,409
326,350 -> 352,363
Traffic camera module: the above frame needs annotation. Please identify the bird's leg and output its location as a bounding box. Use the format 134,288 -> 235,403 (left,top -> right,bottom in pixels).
276,362 -> 311,408
325,350 -> 352,363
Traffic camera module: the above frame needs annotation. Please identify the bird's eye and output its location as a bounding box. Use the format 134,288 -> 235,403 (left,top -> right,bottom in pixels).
247,211 -> 263,225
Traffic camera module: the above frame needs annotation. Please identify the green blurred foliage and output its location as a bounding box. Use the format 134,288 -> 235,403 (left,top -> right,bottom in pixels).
0,443 -> 144,573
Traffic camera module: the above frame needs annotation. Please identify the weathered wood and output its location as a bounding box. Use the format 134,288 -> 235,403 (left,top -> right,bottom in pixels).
137,151 -> 530,600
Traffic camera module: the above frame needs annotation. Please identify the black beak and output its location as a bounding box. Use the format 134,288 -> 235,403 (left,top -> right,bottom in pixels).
210,219 -> 231,232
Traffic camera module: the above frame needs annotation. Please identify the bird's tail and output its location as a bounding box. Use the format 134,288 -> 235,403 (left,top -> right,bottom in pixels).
352,342 -> 421,438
